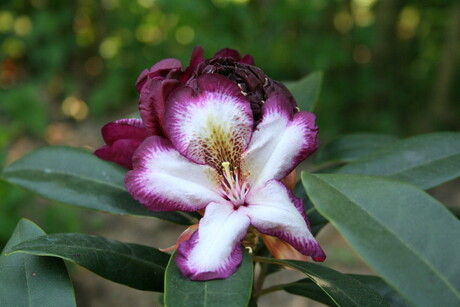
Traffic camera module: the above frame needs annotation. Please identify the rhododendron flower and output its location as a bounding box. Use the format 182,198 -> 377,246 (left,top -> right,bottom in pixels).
95,47 -> 326,280
95,47 -> 297,169
124,73 -> 325,280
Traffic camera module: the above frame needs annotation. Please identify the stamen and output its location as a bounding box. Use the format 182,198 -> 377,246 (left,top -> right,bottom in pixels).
222,161 -> 234,190
220,161 -> 250,207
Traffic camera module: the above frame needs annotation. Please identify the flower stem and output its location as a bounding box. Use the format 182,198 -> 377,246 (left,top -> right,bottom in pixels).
254,262 -> 269,295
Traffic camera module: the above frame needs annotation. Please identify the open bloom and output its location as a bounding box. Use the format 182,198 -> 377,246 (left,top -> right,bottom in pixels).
125,74 -> 325,280
95,46 -> 297,169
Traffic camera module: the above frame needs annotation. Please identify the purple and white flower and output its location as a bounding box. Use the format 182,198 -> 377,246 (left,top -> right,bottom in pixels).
125,73 -> 325,280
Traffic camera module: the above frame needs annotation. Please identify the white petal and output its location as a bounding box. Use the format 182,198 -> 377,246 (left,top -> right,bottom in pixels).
165,74 -> 253,170
125,136 -> 222,212
246,180 -> 325,259
176,202 -> 250,280
243,96 -> 318,188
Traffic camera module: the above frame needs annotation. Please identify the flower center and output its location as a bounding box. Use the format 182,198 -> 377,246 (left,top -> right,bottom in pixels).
220,161 -> 250,207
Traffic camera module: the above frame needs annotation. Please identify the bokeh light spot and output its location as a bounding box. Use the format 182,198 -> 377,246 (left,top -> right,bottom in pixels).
137,0 -> 156,8
14,16 -> 33,36
135,25 -> 163,44
353,0 -> 377,8
334,11 -> 354,34
61,96 -> 89,121
0,11 -> 14,32
232,0 -> 250,4
175,25 -> 195,45
398,6 -> 420,40
99,37 -> 120,59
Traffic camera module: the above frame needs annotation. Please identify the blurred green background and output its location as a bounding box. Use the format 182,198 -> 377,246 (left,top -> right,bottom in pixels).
1,0 -> 459,248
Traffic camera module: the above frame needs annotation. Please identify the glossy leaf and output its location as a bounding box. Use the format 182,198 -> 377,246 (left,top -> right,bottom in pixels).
316,133 -> 399,164
9,233 -> 170,292
302,173 -> 460,306
164,251 -> 253,307
284,275 -> 410,307
0,219 -> 76,307
336,132 -> 460,189
285,71 -> 323,112
255,257 -> 388,306
0,146 -> 196,225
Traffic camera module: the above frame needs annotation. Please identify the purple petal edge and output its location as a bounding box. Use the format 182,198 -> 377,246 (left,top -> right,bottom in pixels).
175,231 -> 244,281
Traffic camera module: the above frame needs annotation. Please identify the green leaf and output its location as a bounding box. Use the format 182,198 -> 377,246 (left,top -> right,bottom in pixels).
9,233 -> 170,292
335,132 -> 460,189
285,71 -> 323,112
0,146 -> 196,225
164,251 -> 253,307
294,181 -> 328,236
0,219 -> 76,307
255,257 -> 388,307
284,275 -> 410,307
302,173 -> 460,306
316,133 -> 399,165
348,275 -> 411,307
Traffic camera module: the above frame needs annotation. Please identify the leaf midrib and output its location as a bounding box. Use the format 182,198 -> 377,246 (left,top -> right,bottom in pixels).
2,168 -> 127,192
288,262 -> 380,307
11,240 -> 167,271
310,175 -> 460,300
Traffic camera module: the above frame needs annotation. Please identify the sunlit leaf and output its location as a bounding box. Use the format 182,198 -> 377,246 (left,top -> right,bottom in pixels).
164,252 -> 253,307
302,173 -> 460,306
0,219 -> 76,307
9,233 -> 170,292
1,146 -> 196,224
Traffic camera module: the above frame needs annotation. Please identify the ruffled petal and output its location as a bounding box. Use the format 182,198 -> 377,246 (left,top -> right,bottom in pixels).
214,48 -> 242,61
136,58 -> 182,91
240,54 -> 255,65
181,46 -> 205,83
176,202 -> 250,280
246,180 -> 325,261
243,95 -> 318,188
100,118 -> 148,145
165,74 -> 254,170
94,118 -> 148,169
139,77 -> 181,135
95,140 -> 142,170
125,136 -> 223,212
